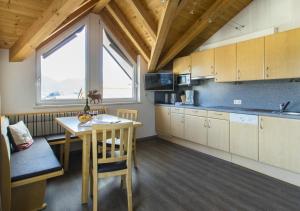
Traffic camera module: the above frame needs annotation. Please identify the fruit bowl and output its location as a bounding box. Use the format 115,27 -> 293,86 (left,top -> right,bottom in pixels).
78,114 -> 92,123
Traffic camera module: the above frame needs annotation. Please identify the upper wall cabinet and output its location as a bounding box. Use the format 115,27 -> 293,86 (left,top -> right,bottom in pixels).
173,56 -> 191,74
215,44 -> 237,82
265,28 -> 300,79
237,37 -> 265,81
191,49 -> 214,78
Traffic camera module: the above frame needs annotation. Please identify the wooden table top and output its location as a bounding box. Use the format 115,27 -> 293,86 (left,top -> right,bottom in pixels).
56,114 -> 142,136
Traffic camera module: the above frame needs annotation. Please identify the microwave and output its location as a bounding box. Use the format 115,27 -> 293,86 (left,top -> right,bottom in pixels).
177,74 -> 191,86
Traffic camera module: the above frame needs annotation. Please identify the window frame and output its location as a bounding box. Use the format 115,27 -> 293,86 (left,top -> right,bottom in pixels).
100,25 -> 138,104
36,18 -> 90,106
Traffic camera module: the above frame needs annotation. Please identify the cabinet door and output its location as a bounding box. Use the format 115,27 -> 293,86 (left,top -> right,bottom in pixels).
259,116 -> 300,173
171,113 -> 185,139
265,28 -> 300,79
191,49 -> 214,78
184,115 -> 207,145
230,114 -> 259,160
214,44 -> 237,82
173,56 -> 191,74
155,106 -> 170,135
237,37 -> 265,81
207,118 -> 229,152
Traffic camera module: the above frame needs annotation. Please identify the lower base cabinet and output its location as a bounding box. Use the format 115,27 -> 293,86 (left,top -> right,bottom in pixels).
171,112 -> 185,139
259,116 -> 300,173
184,115 -> 207,145
207,118 -> 230,152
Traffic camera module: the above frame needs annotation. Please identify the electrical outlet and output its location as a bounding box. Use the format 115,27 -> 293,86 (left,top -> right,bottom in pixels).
234,99 -> 242,105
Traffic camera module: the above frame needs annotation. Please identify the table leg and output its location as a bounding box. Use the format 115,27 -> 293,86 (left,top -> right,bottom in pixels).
64,131 -> 71,171
81,134 -> 91,204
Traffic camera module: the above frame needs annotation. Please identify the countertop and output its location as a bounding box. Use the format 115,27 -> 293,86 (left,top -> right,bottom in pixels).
155,104 -> 300,120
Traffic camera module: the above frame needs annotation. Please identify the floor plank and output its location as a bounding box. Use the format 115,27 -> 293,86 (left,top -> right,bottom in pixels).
45,138 -> 300,211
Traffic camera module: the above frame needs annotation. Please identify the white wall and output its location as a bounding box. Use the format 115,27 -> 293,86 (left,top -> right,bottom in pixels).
0,50 -> 156,138
199,0 -> 300,49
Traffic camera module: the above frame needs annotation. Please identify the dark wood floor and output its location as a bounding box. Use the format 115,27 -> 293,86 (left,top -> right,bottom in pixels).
45,138 -> 300,211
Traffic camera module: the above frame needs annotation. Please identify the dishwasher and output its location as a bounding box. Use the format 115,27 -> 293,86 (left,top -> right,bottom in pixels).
229,113 -> 259,160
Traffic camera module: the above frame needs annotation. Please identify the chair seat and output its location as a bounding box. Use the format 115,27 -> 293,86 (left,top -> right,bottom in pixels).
11,137 -> 62,182
98,161 -> 127,173
45,134 -> 78,143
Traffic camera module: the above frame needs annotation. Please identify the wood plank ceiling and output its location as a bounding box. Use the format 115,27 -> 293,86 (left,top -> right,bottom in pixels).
0,0 -> 252,71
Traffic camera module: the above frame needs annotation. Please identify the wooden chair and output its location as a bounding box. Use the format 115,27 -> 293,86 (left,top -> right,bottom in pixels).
117,109 -> 138,168
90,122 -> 134,211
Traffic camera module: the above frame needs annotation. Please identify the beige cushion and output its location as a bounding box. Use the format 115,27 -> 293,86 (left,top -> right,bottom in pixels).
8,121 -> 33,151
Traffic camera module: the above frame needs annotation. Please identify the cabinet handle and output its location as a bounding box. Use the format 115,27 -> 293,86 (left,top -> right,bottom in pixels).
238,69 -> 241,80
260,118 -> 263,129
204,119 -> 207,128
207,119 -> 211,128
266,67 -> 270,78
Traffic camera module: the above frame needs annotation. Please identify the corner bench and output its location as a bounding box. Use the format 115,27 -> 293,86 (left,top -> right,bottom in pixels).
0,117 -> 64,211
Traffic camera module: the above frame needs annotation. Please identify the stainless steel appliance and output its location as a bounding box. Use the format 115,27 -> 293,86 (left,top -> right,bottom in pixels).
170,93 -> 176,104
185,90 -> 194,105
177,74 -> 191,86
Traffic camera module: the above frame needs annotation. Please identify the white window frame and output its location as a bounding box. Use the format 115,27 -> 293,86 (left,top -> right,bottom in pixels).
100,24 -> 139,104
36,17 -> 90,106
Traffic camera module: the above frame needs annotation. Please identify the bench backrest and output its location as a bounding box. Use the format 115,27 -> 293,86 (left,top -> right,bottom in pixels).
5,108 -> 107,137
0,116 -> 11,211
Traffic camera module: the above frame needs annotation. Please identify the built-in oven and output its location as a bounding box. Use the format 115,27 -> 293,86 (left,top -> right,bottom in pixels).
177,73 -> 191,86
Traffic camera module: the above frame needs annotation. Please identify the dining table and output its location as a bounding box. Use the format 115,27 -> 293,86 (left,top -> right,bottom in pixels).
56,114 -> 142,204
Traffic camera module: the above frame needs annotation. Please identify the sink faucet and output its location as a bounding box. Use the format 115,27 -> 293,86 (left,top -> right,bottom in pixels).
279,101 -> 290,113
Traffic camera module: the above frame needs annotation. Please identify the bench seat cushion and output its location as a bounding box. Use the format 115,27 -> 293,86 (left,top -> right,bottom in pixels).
11,137 -> 62,182
45,134 -> 78,142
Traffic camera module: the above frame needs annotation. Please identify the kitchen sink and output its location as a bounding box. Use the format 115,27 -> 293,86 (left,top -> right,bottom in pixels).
271,111 -> 300,116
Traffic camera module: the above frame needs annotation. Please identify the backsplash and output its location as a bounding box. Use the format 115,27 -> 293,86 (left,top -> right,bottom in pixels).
155,79 -> 300,112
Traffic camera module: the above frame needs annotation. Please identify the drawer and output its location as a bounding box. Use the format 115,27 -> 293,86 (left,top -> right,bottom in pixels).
171,107 -> 185,114
207,111 -> 229,120
185,109 -> 207,117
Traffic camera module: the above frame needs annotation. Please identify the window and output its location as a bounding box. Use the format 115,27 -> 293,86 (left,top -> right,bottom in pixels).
37,25 -> 87,104
102,29 -> 137,102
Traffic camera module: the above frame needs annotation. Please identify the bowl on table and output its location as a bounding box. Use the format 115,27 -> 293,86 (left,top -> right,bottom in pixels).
78,113 -> 92,123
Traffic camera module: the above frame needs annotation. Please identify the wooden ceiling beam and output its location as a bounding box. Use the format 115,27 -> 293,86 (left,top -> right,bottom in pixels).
92,0 -> 110,13
131,0 -> 157,40
99,8 -> 138,62
175,0 -> 189,16
156,0 -> 233,70
148,0 -> 179,72
106,1 -> 150,62
38,0 -> 103,49
9,0 -> 86,62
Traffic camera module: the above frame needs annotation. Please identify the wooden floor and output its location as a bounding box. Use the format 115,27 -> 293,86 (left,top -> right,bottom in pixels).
45,138 -> 300,211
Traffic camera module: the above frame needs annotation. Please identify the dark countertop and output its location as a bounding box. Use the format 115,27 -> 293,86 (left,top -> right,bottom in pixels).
155,104 -> 300,120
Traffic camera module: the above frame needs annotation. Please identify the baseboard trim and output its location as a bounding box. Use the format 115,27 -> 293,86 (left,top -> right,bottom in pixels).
137,135 -> 158,142
159,134 -> 300,187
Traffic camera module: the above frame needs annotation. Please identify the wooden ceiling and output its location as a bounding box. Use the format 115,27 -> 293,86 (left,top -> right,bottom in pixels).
0,0 -> 252,71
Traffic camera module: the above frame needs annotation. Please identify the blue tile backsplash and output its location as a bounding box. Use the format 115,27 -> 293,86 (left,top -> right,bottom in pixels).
155,79 -> 300,112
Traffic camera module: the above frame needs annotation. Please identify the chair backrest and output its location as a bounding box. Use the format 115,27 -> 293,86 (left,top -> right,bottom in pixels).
0,116 -> 11,211
117,109 -> 138,121
92,122 -> 134,170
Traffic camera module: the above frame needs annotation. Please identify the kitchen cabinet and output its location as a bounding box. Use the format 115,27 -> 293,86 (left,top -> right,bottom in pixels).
237,37 -> 265,81
173,56 -> 191,74
230,113 -> 259,160
259,116 -> 300,173
185,114 -> 207,145
155,106 -> 171,135
171,112 -> 185,139
207,118 -> 230,152
214,44 -> 237,82
265,28 -> 300,79
191,49 -> 214,78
